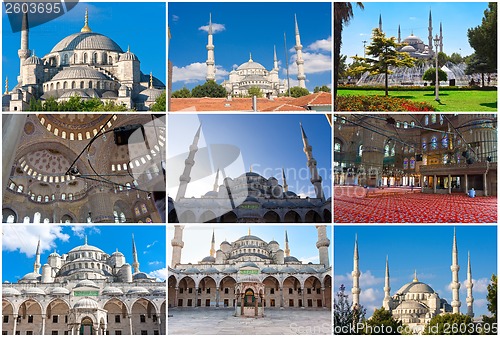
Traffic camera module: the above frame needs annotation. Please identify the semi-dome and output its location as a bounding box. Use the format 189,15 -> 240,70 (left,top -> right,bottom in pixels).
74,298 -> 99,309
138,88 -> 164,103
400,45 -> 417,52
201,256 -> 216,263
284,256 -> 300,263
395,300 -> 427,311
396,281 -> 435,295
59,90 -> 91,99
2,288 -> 22,296
127,287 -> 149,295
119,50 -> 139,62
24,55 -> 42,65
51,67 -> 110,81
102,286 -> 124,296
50,32 -> 123,53
74,280 -> 99,289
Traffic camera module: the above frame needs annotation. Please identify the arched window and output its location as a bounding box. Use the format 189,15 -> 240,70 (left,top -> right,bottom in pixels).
390,146 -> 395,157
17,185 -> 24,193
83,53 -> 88,64
114,211 -> 119,223
23,216 -> 30,223
430,114 -> 437,124
33,212 -> 41,223
134,207 -> 140,216
6,215 -> 15,223
403,121 -> 408,129
71,81 -> 76,89
92,53 -> 97,64
44,195 -> 49,202
358,145 -> 363,157
80,81 -> 84,89
430,136 -> 438,150
410,157 -> 416,169
334,141 -> 342,153
141,204 -> 148,214
384,144 -> 390,157
424,115 -> 429,125
120,212 -> 126,223
422,139 -> 427,152
403,158 -> 409,170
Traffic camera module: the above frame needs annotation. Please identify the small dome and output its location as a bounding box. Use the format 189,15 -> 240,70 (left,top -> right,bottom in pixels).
261,267 -> 279,274
400,45 -> 417,52
237,234 -> 264,242
50,287 -> 70,295
21,272 -> 41,282
111,250 -> 124,257
284,256 -> 300,263
52,67 -> 109,81
59,90 -> 90,99
396,301 -> 427,311
24,55 -> 42,65
183,267 -> 201,274
75,280 -> 99,289
280,266 -> 297,273
133,272 -> 150,280
243,196 -> 260,203
221,241 -> 231,246
202,267 -> 220,274
23,287 -> 46,296
49,251 -> 61,257
138,88 -> 164,102
127,287 -> 149,295
2,288 -> 21,296
203,191 -> 219,198
152,288 -> 166,296
119,51 -> 139,62
300,266 -> 318,274
102,286 -> 124,296
74,298 -> 99,309
240,262 -> 259,269
222,266 -> 238,274
201,256 -> 216,263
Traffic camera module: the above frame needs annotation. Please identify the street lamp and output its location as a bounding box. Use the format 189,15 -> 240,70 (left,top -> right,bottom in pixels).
362,40 -> 367,58
433,34 -> 441,102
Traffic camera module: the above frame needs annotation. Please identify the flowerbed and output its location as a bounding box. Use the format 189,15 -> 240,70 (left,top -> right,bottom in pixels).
335,95 -> 435,111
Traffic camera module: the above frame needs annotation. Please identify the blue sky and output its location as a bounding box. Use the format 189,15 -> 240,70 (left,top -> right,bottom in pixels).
167,225 -> 332,267
334,226 -> 497,317
2,2 -> 166,89
340,2 -> 489,64
168,2 -> 332,92
2,225 -> 166,282
168,114 -> 332,200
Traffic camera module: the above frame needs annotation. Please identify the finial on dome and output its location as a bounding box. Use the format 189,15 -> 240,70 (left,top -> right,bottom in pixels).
84,235 -> 88,245
249,52 -> 253,62
413,269 -> 418,282
81,8 -> 92,33
127,45 -> 130,53
149,72 -> 153,89
248,227 -> 251,235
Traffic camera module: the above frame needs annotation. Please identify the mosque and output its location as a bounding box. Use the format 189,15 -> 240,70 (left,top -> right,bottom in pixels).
168,226 -> 331,313
334,114 -> 497,223
2,235 -> 166,335
378,10 -> 443,59
3,9 -> 165,111
2,114 -> 165,223
351,229 -> 474,331
204,13 -> 307,97
168,123 -> 331,223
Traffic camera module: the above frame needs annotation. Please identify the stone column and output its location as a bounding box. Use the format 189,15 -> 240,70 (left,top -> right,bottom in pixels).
279,287 -> 284,309
465,174 -> 468,192
194,287 -> 199,307
433,175 -> 437,193
215,288 -> 220,308
88,188 -> 114,222
321,287 -> 326,309
2,115 -> 27,197
448,174 -> 452,194
104,323 -> 107,336
483,172 -> 488,196
41,316 -> 46,335
12,315 -> 18,335
129,316 -> 133,335
174,287 -> 179,307
95,324 -> 99,335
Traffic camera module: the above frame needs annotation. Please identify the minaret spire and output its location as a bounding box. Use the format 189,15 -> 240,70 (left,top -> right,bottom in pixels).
439,22 -> 443,53
451,227 -> 461,314
132,234 -> 140,273
213,168 -> 220,192
294,14 -> 306,89
4,77 -> 8,95
209,229 -> 216,257
300,123 -> 324,200
81,8 -> 92,33
284,230 -> 290,257
282,168 -> 288,192
171,225 -> 185,267
34,239 -> 41,274
315,225 -> 330,267
18,11 -> 31,84
466,251 -> 474,317
175,125 -> 202,202
379,14 -> 383,32
398,25 -> 401,43
273,45 -> 278,71
428,9 -> 433,55
206,13 -> 216,81
149,72 -> 153,89
383,256 -> 392,311
352,234 -> 361,308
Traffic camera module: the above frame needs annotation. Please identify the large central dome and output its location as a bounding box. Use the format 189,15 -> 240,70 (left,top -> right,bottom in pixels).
50,32 -> 123,53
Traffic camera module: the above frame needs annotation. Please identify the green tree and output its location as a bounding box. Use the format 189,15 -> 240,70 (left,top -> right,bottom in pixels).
313,85 -> 331,93
346,58 -> 367,82
191,80 -> 227,98
43,96 -> 60,111
467,2 -> 497,70
437,52 -> 449,67
334,284 -> 366,335
422,67 -> 448,85
247,86 -> 263,98
289,86 -> 310,98
150,91 -> 166,111
364,307 -> 403,335
423,313 -> 476,335
465,53 -> 495,87
352,28 -> 416,96
29,98 -> 43,111
448,52 -> 464,65
334,2 -> 364,107
171,87 -> 192,98
481,274 -> 498,334
338,54 -> 348,81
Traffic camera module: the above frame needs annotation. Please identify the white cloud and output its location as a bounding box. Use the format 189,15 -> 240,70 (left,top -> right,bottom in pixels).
285,52 -> 332,76
172,63 -> 229,84
472,278 -> 490,293
299,255 -> 319,264
198,23 -> 226,34
307,36 -> 332,52
146,241 -> 158,249
360,270 -> 384,287
359,33 -> 370,37
172,15 -> 180,22
148,261 -> 163,266
475,298 -> 487,308
71,226 -> 100,239
3,226 -> 70,257
148,267 -> 167,281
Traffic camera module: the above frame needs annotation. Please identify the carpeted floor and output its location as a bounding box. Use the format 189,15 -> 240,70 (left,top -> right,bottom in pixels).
334,189 -> 497,223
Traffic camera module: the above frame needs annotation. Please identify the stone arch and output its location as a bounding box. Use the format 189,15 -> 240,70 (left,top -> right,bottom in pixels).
130,298 -> 157,335
199,276 -> 217,307
220,211 -> 237,223
283,275 -> 301,308
168,275 -> 177,307
45,298 -> 71,334
304,210 -> 321,223
17,299 -> 43,334
2,207 -> 18,223
323,209 -> 331,223
303,275 -> 322,308
160,301 -> 166,334
179,210 -> 195,223
218,276 -> 237,307
200,210 -> 217,223
262,275 -> 280,308
113,200 -> 133,223
284,210 -> 301,222
63,81 -> 68,89
103,298 -> 129,334
263,210 -> 280,222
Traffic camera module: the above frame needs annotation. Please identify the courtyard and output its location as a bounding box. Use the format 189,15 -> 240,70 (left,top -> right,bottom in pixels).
168,308 -> 332,335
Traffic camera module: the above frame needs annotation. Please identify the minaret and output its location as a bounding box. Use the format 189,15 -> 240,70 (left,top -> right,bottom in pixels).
294,14 -> 306,89
132,234 -> 140,273
315,225 -> 330,267
379,14 -> 383,32
352,234 -> 361,308
81,8 -> 92,33
273,45 -> 279,71
33,239 -> 41,274
149,72 -> 153,89
175,125 -> 202,201
466,251 -> 474,317
213,168 -> 220,192
282,168 -> 288,193
284,230 -> 290,257
18,11 -> 31,84
300,123 -> 324,200
206,13 -> 216,81
171,225 -> 185,267
451,228 -> 461,314
4,77 -> 8,94
439,22 -> 443,53
428,9 -> 433,55
209,229 -> 216,257
397,25 -> 401,43
383,256 -> 392,311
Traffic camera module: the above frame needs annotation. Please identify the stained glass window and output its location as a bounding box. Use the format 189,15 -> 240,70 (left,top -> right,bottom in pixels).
141,204 -> 148,214
431,114 -> 437,124
134,207 -> 140,216
431,136 -> 437,150
424,115 -> 429,125
358,145 -> 363,156
410,157 -> 416,169
442,134 -> 448,148
403,158 -> 409,169
422,139 -> 427,151
384,144 -> 390,157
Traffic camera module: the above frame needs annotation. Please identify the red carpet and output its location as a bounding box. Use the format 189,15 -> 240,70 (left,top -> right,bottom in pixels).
334,189 -> 497,223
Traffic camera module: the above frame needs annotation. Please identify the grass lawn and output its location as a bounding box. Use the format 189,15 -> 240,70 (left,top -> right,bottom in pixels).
338,89 -> 497,111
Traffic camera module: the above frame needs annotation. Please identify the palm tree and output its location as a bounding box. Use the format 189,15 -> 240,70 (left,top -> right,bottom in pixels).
334,2 -> 364,109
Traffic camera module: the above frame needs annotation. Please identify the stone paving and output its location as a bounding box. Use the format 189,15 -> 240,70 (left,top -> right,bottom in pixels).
168,308 -> 332,335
